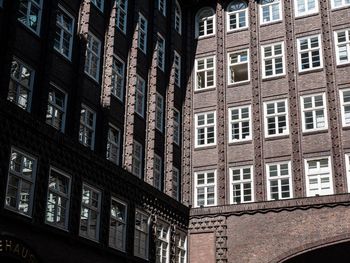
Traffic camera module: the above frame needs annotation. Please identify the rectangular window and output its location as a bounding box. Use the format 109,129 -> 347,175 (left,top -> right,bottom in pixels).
84,33 -> 101,81
8,58 -> 34,112
154,154 -> 162,190
91,0 -> 104,11
266,162 -> 292,200
301,93 -> 327,132
295,0 -> 318,16
305,158 -> 333,196
229,105 -> 251,142
46,84 -> 67,132
175,232 -> 187,263
340,89 -> 350,127
260,0 -> 281,24
195,56 -> 215,90
227,1 -> 248,31
334,29 -> 350,65
157,34 -> 165,71
194,170 -> 216,207
197,9 -> 215,37
157,0 -> 166,16
80,184 -> 101,241
172,167 -> 180,201
156,93 -> 164,132
297,35 -> 322,72
79,105 -> 96,150
106,125 -> 121,165
132,141 -> 143,178
135,75 -> 146,117
261,42 -> 284,78
230,166 -> 253,204
174,51 -> 181,87
175,3 -> 182,34
331,0 -> 350,8
174,109 -> 181,145
116,0 -> 128,33
111,56 -> 125,101
195,111 -> 216,147
138,14 -> 148,54
54,6 -> 74,60
18,0 -> 43,34
5,148 -> 37,216
228,50 -> 249,84
46,168 -> 71,229
264,99 -> 289,137
134,210 -> 149,259
156,222 -> 169,263
109,198 -> 127,251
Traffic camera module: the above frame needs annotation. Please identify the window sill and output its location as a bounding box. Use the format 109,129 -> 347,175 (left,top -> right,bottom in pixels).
331,5 -> 350,11
342,126 -> 350,131
194,87 -> 216,94
53,49 -> 73,63
294,12 -> 319,20
228,139 -> 252,146
18,21 -> 41,38
196,34 -> 216,41
260,19 -> 283,28
227,80 -> 251,88
336,62 -> 350,68
194,145 -> 217,151
298,67 -> 324,75
84,72 -> 100,85
264,134 -> 290,141
227,27 -> 249,35
262,74 -> 286,82
302,128 -> 328,136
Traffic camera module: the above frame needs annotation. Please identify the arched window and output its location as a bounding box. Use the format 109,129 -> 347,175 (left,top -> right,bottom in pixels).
227,1 -> 248,31
175,1 -> 182,34
196,7 -> 215,38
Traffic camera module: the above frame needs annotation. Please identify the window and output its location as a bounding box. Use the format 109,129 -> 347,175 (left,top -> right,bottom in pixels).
227,1 -> 248,31
175,232 -> 187,263
157,0 -> 166,16
0,0 -> 3,7
266,162 -> 292,200
106,125 -> 121,165
5,148 -> 37,216
334,29 -> 350,65
156,93 -> 164,132
345,154 -> 350,192
157,34 -> 165,71
229,166 -> 253,204
173,109 -> 181,145
156,222 -> 169,263
154,154 -> 162,190
331,0 -> 350,9
8,58 -> 34,111
175,1 -> 182,34
195,56 -> 215,90
134,210 -> 149,259
109,198 -> 127,251
91,0 -> 104,11
84,33 -> 101,81
80,184 -> 101,241
79,105 -> 96,150
196,8 -> 215,38
194,171 -> 216,207
172,167 -> 180,201
229,105 -> 251,142
228,50 -> 249,84
138,14 -> 148,54
305,158 -> 333,196
174,51 -> 181,87
260,0 -> 281,24
294,0 -> 318,16
135,75 -> 146,117
264,99 -> 289,137
54,6 -> 74,60
261,42 -> 285,78
111,56 -> 125,101
46,168 -> 71,229
297,35 -> 322,72
18,0 -> 42,34
340,89 -> 350,127
132,141 -> 143,178
301,93 -> 327,132
46,84 -> 67,132
195,111 -> 216,147
116,0 -> 128,33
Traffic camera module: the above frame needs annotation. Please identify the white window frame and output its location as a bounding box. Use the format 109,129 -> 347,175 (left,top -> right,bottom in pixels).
156,93 -> 164,132
331,0 -> 350,9
340,88 -> 350,127
132,140 -> 143,178
226,1 -> 249,32
116,0 -> 128,34
111,55 -> 125,102
174,51 -> 181,87
18,0 -> 43,35
228,105 -> 252,143
79,104 -> 96,150
176,231 -> 187,263
196,8 -> 216,38
297,34 -> 323,72
305,157 -> 334,197
194,170 -> 217,207
294,0 -> 319,17
138,13 -> 148,54
154,154 -> 163,190
301,93 -> 328,132
266,162 -> 293,200
261,42 -> 285,78
174,1 -> 182,34
91,0 -> 104,11
109,198 -> 127,251
84,33 -> 101,82
135,75 -> 146,117
106,124 -> 121,165
195,56 -> 216,90
229,166 -> 254,204
263,99 -> 289,138
156,222 -> 170,263
157,34 -> 166,71
173,108 -> 181,145
158,0 -> 166,16
46,83 -> 67,132
134,209 -> 150,259
172,167 -> 180,201
227,49 -> 250,84
345,154 -> 350,192
334,29 -> 350,65
194,111 -> 216,148
260,0 -> 282,25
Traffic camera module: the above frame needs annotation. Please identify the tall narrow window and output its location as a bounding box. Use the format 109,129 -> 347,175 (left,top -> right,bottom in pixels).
80,184 -> 101,241
91,0 -> 104,11
157,34 -> 165,71
46,84 -> 67,132
176,232 -> 187,263
174,109 -> 181,145
174,51 -> 181,87
8,58 -> 34,111
5,148 -> 37,216
266,162 -> 292,200
132,141 -> 143,178
157,0 -> 166,16
46,168 -> 71,229
154,154 -> 162,190
175,1 -> 182,34
135,75 -> 146,117
106,125 -> 121,165
261,42 -> 284,78
116,0 -> 128,33
264,99 -> 289,137
134,210 -> 149,259
172,167 -> 180,201
156,93 -> 164,132
195,171 -> 216,207
331,0 -> 350,8
227,1 -> 248,31
297,35 -> 322,72
111,56 -> 125,101
294,0 -> 318,16
79,105 -> 96,150
109,198 -> 127,251
196,8 -> 215,38
54,6 -> 74,60
229,105 -> 251,142
340,89 -> 350,127
18,0 -> 43,34
228,50 -> 249,84
84,33 -> 101,81
305,158 -> 333,196
195,111 -> 216,147
138,14 -> 148,54
195,56 -> 215,90
334,29 -> 350,65
260,0 -> 281,24
230,166 -> 253,204
156,222 -> 170,263
301,93 -> 327,132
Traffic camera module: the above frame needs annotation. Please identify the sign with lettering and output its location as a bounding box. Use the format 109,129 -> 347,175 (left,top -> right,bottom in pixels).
0,236 -> 39,263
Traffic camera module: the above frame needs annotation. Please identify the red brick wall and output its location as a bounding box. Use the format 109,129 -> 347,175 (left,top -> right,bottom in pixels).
189,232 -> 216,263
